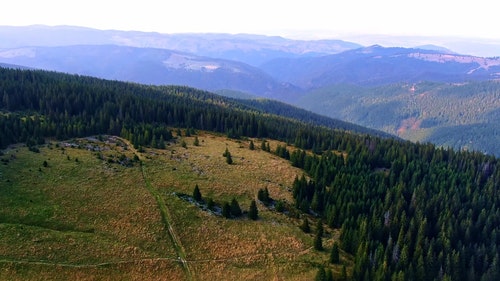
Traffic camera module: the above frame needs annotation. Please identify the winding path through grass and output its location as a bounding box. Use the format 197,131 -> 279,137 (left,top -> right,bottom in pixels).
140,161 -> 193,281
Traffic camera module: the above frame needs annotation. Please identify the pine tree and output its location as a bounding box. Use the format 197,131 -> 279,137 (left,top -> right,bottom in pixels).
223,147 -> 233,164
249,140 -> 255,150
314,219 -> 324,251
301,217 -> 311,233
193,184 -> 202,202
206,198 -> 214,211
330,242 -> 340,264
248,200 -> 259,220
341,265 -> 348,281
193,136 -> 200,146
230,198 -> 242,217
222,202 -> 231,218
257,187 -> 270,203
325,269 -> 334,281
314,230 -> 323,251
315,267 -> 326,281
261,140 -> 267,151
316,219 -> 324,237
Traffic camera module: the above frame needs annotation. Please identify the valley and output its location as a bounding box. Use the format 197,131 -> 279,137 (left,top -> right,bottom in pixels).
1,26 -> 500,280
1,26 -> 500,156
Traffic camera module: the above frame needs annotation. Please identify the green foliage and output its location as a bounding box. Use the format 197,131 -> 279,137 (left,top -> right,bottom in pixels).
314,222 -> 323,251
257,187 -> 270,204
340,265 -> 347,281
2,68 -> 500,280
315,267 -> 326,281
248,200 -> 258,220
274,200 -> 285,212
193,184 -> 202,202
223,148 -> 233,164
222,202 -> 231,219
206,198 -> 214,211
249,140 -> 255,150
300,81 -> 500,156
325,269 -> 333,281
330,242 -> 340,264
274,144 -> 290,159
230,198 -> 242,217
193,136 -> 200,146
300,217 -> 310,233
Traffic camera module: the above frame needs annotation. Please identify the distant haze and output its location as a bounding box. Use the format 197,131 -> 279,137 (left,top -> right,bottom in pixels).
1,0 -> 500,57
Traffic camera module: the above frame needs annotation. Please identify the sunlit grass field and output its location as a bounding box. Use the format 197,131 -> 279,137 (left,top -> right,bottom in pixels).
0,132 -> 347,280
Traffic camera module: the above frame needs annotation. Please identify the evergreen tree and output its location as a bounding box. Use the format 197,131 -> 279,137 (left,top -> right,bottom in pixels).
314,219 -> 324,251
249,140 -> 255,150
325,269 -> 334,281
223,147 -> 233,164
261,140 -> 267,151
230,198 -> 242,217
222,202 -> 231,218
206,198 -> 214,211
330,242 -> 340,264
248,200 -> 259,220
315,267 -> 326,281
193,184 -> 202,202
316,219 -> 324,237
275,200 -> 285,212
257,187 -> 270,203
301,217 -> 311,233
193,136 -> 200,146
314,230 -> 323,251
341,265 -> 348,281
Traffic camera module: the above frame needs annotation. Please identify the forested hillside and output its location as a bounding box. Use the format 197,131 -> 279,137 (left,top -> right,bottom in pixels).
1,68 -> 500,280
297,81 -> 500,156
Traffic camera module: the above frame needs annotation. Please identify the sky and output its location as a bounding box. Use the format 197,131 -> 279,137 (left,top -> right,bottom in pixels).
2,0 -> 500,52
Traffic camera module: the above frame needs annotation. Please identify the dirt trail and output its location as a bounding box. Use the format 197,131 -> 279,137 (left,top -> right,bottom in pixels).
121,138 -> 193,280
137,157 -> 193,280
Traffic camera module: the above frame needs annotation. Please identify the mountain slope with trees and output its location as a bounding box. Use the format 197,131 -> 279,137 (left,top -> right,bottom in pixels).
260,45 -> 500,88
295,81 -> 500,156
1,68 -> 500,280
0,45 -> 301,99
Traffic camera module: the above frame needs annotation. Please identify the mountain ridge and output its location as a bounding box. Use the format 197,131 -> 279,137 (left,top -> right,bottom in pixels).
0,25 -> 362,66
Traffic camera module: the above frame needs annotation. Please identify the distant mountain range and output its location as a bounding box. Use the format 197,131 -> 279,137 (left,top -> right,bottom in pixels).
1,25 -> 500,155
260,45 -> 500,88
0,25 -> 361,66
0,44 -> 300,100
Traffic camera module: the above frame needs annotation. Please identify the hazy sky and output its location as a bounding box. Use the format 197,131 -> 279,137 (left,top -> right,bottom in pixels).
2,0 -> 499,41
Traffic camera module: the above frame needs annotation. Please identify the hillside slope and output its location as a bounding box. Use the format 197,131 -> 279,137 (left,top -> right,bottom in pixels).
2,68 -> 500,281
295,81 -> 500,156
0,133 -> 342,280
261,45 -> 500,88
0,45 -> 300,99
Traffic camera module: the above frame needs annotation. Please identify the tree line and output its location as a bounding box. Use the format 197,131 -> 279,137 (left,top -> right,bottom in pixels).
2,67 -> 500,280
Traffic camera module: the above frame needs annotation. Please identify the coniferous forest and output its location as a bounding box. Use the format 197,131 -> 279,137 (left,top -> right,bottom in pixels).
1,67 -> 500,280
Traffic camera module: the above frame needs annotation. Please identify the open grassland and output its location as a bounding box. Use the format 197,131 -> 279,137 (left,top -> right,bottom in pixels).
0,133 -> 347,280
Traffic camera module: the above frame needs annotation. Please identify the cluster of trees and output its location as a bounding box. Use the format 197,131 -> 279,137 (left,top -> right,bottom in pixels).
2,68 -> 500,280
289,138 -> 500,280
0,68 -> 361,152
191,185 -> 258,220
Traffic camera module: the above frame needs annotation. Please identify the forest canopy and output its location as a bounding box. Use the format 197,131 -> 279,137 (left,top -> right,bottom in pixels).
1,67 -> 499,280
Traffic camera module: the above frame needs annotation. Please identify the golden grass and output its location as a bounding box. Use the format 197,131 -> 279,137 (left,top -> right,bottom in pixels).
0,133 -> 347,280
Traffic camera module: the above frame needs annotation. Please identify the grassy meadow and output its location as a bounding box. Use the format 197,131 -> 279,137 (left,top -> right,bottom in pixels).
0,132 -> 348,280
